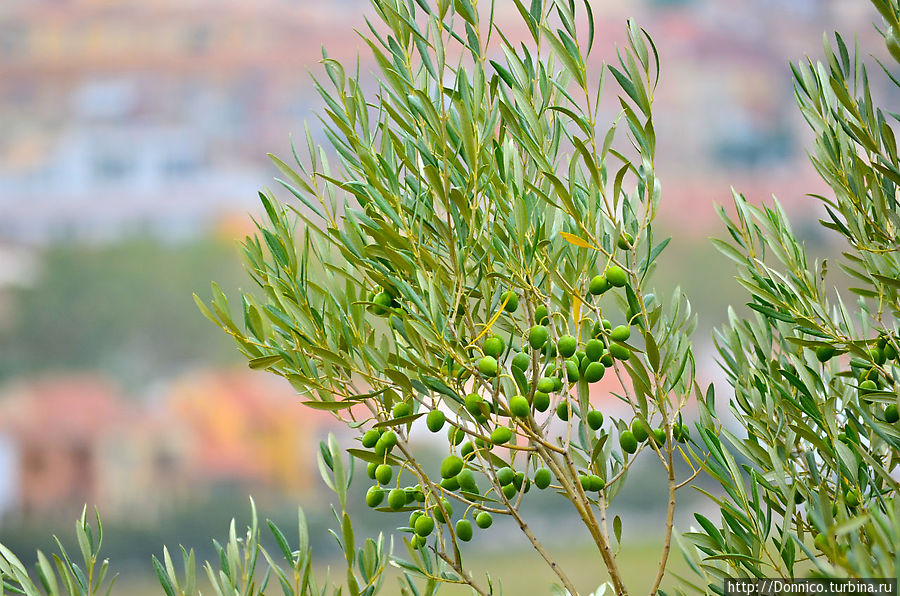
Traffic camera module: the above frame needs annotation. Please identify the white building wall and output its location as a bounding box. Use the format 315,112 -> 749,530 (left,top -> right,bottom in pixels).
0,434 -> 20,517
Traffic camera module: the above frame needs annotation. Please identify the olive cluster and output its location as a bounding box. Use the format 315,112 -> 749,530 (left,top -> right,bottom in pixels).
801,334 -> 900,556
356,260 -> 690,552
812,333 -> 900,424
358,422 -> 513,548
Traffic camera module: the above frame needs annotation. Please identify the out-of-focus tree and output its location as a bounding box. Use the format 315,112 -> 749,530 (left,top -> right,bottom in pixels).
0,238 -> 244,385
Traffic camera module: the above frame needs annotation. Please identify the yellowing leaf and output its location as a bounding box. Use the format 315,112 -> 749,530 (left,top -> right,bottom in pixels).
472,294 -> 510,345
560,231 -> 597,250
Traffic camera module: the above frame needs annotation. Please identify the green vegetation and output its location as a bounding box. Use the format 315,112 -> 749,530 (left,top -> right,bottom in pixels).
197,0 -> 699,591
193,0 -> 900,591
3,0 -> 900,593
0,237 -> 244,384
679,0 -> 900,582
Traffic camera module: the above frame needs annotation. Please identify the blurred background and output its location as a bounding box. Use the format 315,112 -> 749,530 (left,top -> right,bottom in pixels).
0,0 -> 889,593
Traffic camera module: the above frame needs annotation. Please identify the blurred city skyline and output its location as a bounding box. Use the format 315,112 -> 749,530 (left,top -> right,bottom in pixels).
0,0 -> 886,246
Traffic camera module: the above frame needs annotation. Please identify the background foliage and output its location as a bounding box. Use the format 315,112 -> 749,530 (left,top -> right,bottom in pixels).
679,0 -> 900,589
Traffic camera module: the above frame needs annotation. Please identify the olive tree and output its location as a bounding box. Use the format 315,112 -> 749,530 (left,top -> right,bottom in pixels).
196,0 -> 700,594
679,0 -> 900,589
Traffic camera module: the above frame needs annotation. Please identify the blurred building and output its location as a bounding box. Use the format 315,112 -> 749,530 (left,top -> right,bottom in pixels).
0,0 -> 368,244
0,375 -> 129,518
165,369 -> 337,496
0,0 -> 886,244
0,369 -> 340,522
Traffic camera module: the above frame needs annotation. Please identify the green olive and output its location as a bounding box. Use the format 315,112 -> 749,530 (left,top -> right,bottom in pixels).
371,291 -> 393,315
588,475 -> 605,492
605,266 -> 627,287
465,393 -> 485,415
414,515 -> 435,536
557,335 -> 577,357
366,486 -> 385,507
478,356 -> 499,376
434,498 -> 453,523
497,466 -> 515,486
512,352 -> 530,370
491,426 -> 513,444
509,394 -> 530,418
409,510 -> 423,527
610,325 -> 630,342
426,409 -> 446,432
501,291 -> 519,313
609,343 -> 631,361
815,345 -> 836,362
448,425 -> 465,446
543,340 -> 557,358
869,346 -> 886,365
533,391 -> 550,412
475,511 -> 493,529
362,429 -> 380,448
441,455 -> 464,479
392,401 -> 412,418
631,419 -> 650,442
619,430 -> 638,454
381,431 -> 397,448
584,362 -> 605,383
484,335 -> 505,358
375,464 -> 393,485
534,468 -> 552,489
586,410 -> 604,430
585,339 -> 604,362
537,377 -> 555,394
457,468 -> 478,493
388,488 -> 406,510
565,358 -> 580,382
814,533 -> 829,552
589,275 -> 610,295
375,431 -> 397,455
529,325 -> 549,349
456,518 -> 473,541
